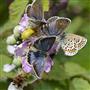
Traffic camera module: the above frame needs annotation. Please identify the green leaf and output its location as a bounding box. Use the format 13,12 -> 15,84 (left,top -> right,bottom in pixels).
33,80 -> 64,90
0,0 -> 8,25
66,17 -> 83,33
0,38 -> 7,55
43,59 -> 68,81
42,0 -> 49,11
70,78 -> 90,90
66,23 -> 90,71
0,54 -> 15,78
69,0 -> 90,11
0,80 -> 9,90
83,72 -> 90,81
64,62 -> 87,77
0,0 -> 28,34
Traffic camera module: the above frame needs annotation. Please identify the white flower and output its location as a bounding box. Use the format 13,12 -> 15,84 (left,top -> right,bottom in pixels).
8,82 -> 23,90
3,64 -> 16,72
7,45 -> 16,55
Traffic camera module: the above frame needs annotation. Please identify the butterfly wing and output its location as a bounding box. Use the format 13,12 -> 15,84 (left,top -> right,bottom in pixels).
47,16 -> 60,24
60,33 -> 87,56
25,1 -> 46,30
26,0 -> 44,20
33,55 -> 45,79
55,17 -> 71,34
41,16 -> 60,35
42,17 -> 71,35
69,34 -> 87,50
28,51 -> 45,79
34,37 -> 56,52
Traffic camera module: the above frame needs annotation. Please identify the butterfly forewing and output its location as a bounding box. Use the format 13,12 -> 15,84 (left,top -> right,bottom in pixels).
42,17 -> 71,36
34,37 -> 56,52
26,0 -> 43,20
60,33 -> 87,56
47,16 -> 60,24
40,37 -> 56,51
56,17 -> 71,33
41,16 -> 60,36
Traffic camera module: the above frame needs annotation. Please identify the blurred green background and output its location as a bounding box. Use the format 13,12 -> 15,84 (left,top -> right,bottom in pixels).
0,0 -> 90,90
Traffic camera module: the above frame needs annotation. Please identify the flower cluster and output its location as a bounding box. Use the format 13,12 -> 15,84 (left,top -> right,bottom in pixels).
5,0 -> 87,90
6,13 -> 55,75
5,1 -> 59,90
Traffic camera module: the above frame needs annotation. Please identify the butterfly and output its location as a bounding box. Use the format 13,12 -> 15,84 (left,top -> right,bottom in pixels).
27,36 -> 56,78
41,17 -> 87,56
42,16 -> 71,36
25,0 -> 46,30
60,33 -> 87,56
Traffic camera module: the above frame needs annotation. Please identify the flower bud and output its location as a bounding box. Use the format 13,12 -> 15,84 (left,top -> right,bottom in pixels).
6,35 -> 17,45
13,57 -> 22,66
7,45 -> 16,55
13,25 -> 22,39
8,82 -> 23,90
21,28 -> 35,40
3,64 -> 16,72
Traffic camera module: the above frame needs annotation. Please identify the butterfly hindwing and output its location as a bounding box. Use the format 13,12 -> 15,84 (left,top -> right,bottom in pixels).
34,37 -> 56,52
33,56 -> 45,78
68,34 -> 87,50
28,51 -> 45,78
60,33 -> 87,56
